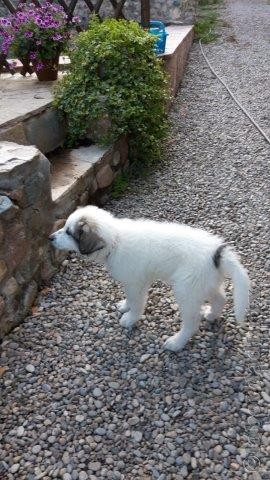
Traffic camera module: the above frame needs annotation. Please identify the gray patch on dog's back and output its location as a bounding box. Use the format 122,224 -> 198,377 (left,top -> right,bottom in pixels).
213,244 -> 226,268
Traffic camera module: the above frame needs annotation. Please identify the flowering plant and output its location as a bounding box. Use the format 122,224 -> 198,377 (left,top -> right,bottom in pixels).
0,2 -> 79,73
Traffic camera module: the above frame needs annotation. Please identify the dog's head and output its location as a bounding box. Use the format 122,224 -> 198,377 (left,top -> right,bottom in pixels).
49,206 -> 112,257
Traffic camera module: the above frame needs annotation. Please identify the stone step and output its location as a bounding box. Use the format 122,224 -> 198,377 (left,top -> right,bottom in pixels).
50,140 -> 127,219
50,145 -> 106,202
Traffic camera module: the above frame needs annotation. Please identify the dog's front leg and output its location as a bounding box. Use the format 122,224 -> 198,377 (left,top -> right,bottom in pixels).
116,299 -> 130,313
119,283 -> 149,329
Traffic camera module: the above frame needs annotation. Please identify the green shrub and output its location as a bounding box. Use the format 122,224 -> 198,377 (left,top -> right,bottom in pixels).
54,17 -> 169,167
111,173 -> 130,198
194,11 -> 218,43
198,0 -> 220,5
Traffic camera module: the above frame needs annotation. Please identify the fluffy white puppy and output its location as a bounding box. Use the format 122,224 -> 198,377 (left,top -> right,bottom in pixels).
50,206 -> 250,351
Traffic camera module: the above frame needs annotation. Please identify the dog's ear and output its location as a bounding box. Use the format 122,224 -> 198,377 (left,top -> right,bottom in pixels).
74,220 -> 105,255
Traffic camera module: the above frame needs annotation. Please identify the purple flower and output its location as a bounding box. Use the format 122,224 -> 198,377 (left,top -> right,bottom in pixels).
35,17 -> 44,27
24,31 -> 33,38
0,29 -> 13,55
52,33 -> 62,41
35,61 -> 44,71
0,18 -> 12,27
0,2 -> 79,58
0,40 -> 11,55
72,16 -> 81,24
29,51 -> 37,60
16,12 -> 26,21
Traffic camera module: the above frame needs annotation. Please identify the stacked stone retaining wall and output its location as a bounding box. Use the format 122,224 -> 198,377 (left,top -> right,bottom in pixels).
0,143 -> 56,337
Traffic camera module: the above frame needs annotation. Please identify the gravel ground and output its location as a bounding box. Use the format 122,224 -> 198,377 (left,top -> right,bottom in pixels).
1,0 -> 270,479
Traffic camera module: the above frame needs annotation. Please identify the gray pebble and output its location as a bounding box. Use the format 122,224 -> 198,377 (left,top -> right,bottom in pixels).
26,364 -> 35,373
93,387 -> 102,397
10,464 -> 20,473
32,444 -> 41,454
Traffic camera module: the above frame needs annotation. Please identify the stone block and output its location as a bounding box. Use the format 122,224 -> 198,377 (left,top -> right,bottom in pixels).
122,158 -> 130,173
24,108 -> 66,154
0,296 -> 5,316
0,260 -> 7,283
89,178 -> 98,195
41,247 -> 58,281
25,171 -> 50,206
23,281 -> 38,315
111,150 -> 121,167
96,165 -> 114,189
0,223 -> 3,244
114,136 -> 129,165
2,277 -> 19,297
0,186 -> 27,209
0,123 -> 28,146
0,142 -> 52,203
0,196 -> 18,220
0,314 -> 14,340
22,206 -> 52,238
79,191 -> 89,205
15,250 -> 40,285
5,223 -> 28,271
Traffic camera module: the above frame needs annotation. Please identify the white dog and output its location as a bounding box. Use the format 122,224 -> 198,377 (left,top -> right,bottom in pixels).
50,206 -> 250,351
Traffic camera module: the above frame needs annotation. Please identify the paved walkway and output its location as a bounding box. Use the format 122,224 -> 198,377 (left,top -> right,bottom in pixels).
1,1 -> 270,479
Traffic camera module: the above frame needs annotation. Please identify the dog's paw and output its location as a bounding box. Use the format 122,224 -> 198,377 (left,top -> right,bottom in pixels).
200,305 -> 212,320
163,334 -> 183,352
119,312 -> 137,329
201,305 -> 217,322
116,299 -> 130,314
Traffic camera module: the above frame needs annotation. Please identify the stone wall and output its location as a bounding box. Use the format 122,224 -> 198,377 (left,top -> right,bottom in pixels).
0,142 -> 57,338
76,0 -> 197,25
0,1 -> 197,24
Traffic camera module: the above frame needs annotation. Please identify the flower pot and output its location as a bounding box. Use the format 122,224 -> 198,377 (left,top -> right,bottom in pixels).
34,56 -> 59,81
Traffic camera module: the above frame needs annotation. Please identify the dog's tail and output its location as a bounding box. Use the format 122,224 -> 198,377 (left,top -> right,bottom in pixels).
218,246 -> 250,324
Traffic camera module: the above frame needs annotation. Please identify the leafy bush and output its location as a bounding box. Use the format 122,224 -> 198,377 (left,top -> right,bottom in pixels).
111,173 -> 130,198
198,0 -> 220,5
54,17 -> 169,166
194,11 -> 218,43
195,0 -> 220,43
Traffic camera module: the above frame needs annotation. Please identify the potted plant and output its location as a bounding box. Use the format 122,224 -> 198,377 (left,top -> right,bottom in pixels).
0,2 -> 79,81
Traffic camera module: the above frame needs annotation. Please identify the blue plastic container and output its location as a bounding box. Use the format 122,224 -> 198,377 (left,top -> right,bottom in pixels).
149,20 -> 168,54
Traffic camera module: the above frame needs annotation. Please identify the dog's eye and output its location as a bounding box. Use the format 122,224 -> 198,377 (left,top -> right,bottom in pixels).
66,228 -> 72,236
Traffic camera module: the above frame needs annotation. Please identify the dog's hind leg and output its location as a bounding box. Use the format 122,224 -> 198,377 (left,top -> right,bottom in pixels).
164,287 -> 203,352
203,285 -> 226,322
119,283 -> 149,329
